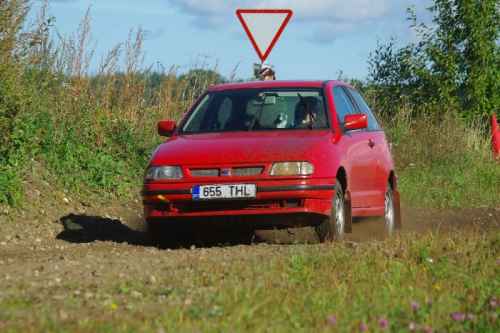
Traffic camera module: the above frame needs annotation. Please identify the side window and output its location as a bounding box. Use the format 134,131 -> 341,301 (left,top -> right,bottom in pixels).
333,86 -> 356,126
347,88 -> 381,131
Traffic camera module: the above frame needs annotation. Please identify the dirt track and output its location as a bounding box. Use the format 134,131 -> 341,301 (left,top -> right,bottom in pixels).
0,200 -> 499,331
1,201 -> 498,261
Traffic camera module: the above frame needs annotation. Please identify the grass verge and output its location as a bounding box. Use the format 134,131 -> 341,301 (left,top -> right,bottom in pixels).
0,230 -> 499,332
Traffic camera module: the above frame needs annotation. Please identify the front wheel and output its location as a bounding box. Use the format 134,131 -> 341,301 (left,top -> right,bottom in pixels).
316,181 -> 347,242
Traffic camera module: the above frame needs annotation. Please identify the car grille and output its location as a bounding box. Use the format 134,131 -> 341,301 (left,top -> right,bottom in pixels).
189,167 -> 264,177
190,169 -> 219,177
232,167 -> 264,176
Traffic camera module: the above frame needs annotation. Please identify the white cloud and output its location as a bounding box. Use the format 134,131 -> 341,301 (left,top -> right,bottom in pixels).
166,0 -> 410,43
168,0 -> 392,22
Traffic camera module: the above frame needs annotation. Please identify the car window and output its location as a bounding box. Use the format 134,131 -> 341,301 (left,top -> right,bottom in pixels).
181,89 -> 329,134
346,88 -> 381,131
333,86 -> 356,126
182,94 -> 211,132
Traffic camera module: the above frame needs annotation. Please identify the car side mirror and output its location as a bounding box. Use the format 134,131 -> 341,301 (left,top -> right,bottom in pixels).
344,114 -> 368,131
158,120 -> 177,137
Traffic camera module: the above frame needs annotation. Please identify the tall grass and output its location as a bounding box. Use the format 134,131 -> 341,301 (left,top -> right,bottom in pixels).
380,107 -> 499,208
0,1 -> 222,206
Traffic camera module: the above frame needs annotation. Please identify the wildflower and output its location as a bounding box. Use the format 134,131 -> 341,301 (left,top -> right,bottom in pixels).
450,312 -> 466,322
489,296 -> 498,309
359,322 -> 368,332
327,315 -> 337,326
466,313 -> 475,321
408,322 -> 417,331
422,325 -> 433,333
411,301 -> 420,312
378,317 -> 389,330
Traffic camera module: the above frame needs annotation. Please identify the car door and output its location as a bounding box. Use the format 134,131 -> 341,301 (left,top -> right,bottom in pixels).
346,87 -> 387,208
332,86 -> 376,208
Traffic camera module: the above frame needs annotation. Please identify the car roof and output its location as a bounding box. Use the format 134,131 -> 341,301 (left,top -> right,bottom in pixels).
207,80 -> 350,92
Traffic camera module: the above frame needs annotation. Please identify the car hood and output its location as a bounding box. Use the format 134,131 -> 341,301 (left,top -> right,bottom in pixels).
151,130 -> 331,166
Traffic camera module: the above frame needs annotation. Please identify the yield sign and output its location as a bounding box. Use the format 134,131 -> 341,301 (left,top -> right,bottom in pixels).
236,9 -> 293,62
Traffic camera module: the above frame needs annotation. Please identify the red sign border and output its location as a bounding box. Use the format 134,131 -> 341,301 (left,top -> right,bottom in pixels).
236,9 -> 293,62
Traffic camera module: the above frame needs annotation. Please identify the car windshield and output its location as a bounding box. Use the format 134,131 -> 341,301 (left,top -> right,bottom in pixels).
181,89 -> 329,134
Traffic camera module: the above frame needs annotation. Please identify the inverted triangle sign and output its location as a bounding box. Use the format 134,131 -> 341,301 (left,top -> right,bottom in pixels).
236,9 -> 293,62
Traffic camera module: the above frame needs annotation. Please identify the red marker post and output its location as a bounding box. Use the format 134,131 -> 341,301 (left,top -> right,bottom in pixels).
236,9 -> 293,63
491,114 -> 500,159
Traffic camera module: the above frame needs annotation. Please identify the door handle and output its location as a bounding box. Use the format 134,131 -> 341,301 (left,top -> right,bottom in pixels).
368,139 -> 375,148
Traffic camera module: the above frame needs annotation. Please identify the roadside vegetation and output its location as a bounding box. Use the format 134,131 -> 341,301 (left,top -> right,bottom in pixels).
0,1 -> 225,207
363,0 -> 499,208
0,0 -> 498,209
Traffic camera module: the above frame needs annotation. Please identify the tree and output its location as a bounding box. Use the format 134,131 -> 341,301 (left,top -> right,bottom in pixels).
368,0 -> 499,121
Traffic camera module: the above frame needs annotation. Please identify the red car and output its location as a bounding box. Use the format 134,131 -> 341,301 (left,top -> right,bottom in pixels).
142,80 -> 401,243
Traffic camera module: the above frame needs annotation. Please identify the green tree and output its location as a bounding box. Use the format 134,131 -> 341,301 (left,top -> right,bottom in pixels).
368,0 -> 499,121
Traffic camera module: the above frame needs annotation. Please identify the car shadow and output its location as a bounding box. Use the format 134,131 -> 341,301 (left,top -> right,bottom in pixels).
57,214 -> 148,246
56,213 -> 259,249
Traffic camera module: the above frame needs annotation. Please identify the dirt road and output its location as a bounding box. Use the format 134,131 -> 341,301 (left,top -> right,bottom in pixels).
0,201 -> 498,331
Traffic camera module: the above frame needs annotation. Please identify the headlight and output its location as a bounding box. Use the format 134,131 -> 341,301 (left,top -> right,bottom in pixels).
145,166 -> 183,180
270,162 -> 314,176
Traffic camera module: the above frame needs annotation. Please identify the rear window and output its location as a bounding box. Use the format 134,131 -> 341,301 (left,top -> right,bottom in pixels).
181,89 -> 329,134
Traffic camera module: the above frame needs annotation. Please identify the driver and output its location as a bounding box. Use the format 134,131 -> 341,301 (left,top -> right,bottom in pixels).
294,97 -> 323,129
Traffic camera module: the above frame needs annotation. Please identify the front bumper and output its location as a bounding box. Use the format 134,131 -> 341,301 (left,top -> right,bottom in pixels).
142,178 -> 335,220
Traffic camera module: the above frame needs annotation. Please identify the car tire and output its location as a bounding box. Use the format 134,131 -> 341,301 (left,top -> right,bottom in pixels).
146,220 -> 184,248
145,220 -> 164,246
384,182 -> 401,235
316,181 -> 346,242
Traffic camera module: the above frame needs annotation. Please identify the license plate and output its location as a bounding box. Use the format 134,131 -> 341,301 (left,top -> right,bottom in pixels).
192,184 -> 256,200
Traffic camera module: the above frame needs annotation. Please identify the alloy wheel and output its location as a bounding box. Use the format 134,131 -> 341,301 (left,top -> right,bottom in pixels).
384,188 -> 395,234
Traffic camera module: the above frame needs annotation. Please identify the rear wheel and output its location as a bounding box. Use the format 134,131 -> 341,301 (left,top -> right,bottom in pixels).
384,182 -> 398,235
316,181 -> 346,242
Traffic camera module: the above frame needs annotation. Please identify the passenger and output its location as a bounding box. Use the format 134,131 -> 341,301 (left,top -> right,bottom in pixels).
259,63 -> 276,81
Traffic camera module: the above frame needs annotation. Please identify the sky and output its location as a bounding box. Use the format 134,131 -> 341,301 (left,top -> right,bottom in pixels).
31,0 -> 433,80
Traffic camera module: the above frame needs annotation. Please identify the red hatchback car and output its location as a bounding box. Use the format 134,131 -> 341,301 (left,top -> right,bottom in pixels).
142,80 -> 401,242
